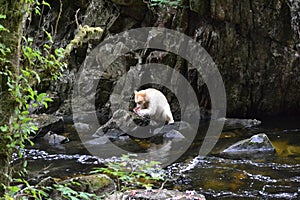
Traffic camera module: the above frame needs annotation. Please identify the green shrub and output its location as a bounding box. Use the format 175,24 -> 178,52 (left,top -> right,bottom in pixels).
0,0 -> 66,197
91,154 -> 165,191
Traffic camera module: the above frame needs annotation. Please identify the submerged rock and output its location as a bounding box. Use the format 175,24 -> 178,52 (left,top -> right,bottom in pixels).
221,133 -> 275,158
43,131 -> 69,145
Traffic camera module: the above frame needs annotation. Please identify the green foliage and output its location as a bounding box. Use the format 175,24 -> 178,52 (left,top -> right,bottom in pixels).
3,178 -> 50,200
0,15 -> 11,66
54,183 -> 98,200
0,0 -> 66,197
0,23 -> 65,154
91,154 -> 164,191
22,32 -> 67,81
150,0 -> 182,8
2,179 -> 100,200
0,15 -> 8,32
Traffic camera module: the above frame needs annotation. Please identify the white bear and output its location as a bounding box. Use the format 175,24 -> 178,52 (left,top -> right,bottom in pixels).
133,88 -> 174,124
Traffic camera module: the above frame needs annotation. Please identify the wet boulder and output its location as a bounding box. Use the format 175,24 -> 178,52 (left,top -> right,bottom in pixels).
163,129 -> 185,140
223,118 -> 261,131
93,109 -> 145,137
152,122 -> 185,140
221,133 -> 275,158
85,128 -> 131,145
43,131 -> 69,145
154,121 -> 191,134
146,121 -> 193,144
92,110 -> 191,145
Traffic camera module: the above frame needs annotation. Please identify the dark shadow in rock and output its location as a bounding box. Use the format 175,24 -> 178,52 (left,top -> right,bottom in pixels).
32,114 -> 64,138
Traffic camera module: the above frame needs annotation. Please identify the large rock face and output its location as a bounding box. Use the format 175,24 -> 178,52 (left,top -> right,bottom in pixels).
190,0 -> 300,117
33,0 -> 300,119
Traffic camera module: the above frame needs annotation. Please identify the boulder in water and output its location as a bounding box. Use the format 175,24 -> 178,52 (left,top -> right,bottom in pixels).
221,133 -> 275,158
43,131 -> 69,145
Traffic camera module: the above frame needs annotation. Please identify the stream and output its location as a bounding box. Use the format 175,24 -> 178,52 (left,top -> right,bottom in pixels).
19,117 -> 300,199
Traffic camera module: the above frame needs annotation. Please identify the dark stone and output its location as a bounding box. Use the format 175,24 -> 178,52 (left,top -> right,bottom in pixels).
93,109 -> 152,137
43,131 -> 69,145
163,129 -> 185,140
190,0 -> 210,16
32,114 -> 64,137
105,128 -> 131,142
223,118 -> 261,131
221,133 -> 275,158
148,122 -> 188,143
105,128 -> 125,139
153,123 -> 179,136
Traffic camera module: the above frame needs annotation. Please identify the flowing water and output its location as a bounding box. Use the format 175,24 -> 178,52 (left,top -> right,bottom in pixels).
20,117 -> 300,199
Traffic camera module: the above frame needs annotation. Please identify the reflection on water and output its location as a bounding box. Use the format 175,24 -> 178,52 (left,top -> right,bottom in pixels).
169,155 -> 299,199
22,117 -> 300,199
167,117 -> 300,199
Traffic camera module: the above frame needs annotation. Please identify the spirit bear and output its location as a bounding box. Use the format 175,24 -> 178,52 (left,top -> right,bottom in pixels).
133,88 -> 174,124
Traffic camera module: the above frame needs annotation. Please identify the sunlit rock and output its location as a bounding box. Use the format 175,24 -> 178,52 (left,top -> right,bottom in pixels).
221,133 -> 275,158
163,129 -> 185,140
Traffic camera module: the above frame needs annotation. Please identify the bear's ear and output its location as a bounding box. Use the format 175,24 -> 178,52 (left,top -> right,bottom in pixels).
134,90 -> 138,94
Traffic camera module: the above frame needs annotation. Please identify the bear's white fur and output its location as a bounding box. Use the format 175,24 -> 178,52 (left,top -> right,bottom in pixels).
134,88 -> 174,124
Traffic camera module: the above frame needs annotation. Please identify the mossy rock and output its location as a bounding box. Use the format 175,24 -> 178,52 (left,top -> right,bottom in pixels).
61,174 -> 115,196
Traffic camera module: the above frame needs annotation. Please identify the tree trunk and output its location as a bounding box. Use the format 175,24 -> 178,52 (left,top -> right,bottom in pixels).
0,0 -> 27,195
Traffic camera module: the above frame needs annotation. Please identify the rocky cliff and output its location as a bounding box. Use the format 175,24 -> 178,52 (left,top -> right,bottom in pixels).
35,0 -> 300,118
